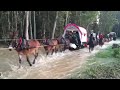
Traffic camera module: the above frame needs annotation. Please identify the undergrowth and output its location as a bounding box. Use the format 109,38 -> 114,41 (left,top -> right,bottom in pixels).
70,46 -> 120,79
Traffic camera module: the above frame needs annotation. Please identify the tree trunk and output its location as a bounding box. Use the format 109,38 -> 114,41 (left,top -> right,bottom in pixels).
15,11 -> 18,31
52,11 -> 58,39
29,11 -> 33,39
11,11 -> 14,32
25,11 -> 29,40
22,12 -> 26,38
75,11 -> 77,24
43,22 -> 46,39
47,11 -> 51,38
79,11 -> 81,25
8,11 -> 10,32
65,11 -> 69,25
33,11 -> 36,39
20,21 -> 23,36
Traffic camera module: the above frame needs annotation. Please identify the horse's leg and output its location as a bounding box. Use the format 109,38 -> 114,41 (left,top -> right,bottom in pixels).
51,49 -> 54,55
47,46 -> 51,55
58,45 -> 61,52
89,46 -> 91,52
61,45 -> 63,52
33,53 -> 38,64
26,55 -> 32,66
55,46 -> 58,53
91,47 -> 93,51
64,45 -> 66,51
18,55 -> 22,64
46,49 -> 49,56
51,46 -> 54,55
46,51 -> 49,56
45,48 -> 49,56
18,54 -> 22,68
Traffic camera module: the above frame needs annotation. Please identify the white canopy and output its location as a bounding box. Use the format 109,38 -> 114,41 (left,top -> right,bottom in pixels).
63,23 -> 87,43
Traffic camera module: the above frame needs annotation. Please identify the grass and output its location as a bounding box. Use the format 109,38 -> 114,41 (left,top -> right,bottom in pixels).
69,46 -> 120,79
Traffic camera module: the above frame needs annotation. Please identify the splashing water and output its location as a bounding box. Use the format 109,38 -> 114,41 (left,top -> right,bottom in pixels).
0,49 -> 73,79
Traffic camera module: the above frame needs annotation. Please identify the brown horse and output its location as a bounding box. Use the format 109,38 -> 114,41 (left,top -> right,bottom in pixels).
42,39 -> 59,55
8,39 -> 41,66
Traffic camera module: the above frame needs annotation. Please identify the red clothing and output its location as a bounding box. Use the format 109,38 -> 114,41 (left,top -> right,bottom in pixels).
18,37 -> 22,46
99,34 -> 103,39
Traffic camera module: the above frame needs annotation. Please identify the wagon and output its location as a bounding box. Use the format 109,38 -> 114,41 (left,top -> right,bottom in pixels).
62,23 -> 88,49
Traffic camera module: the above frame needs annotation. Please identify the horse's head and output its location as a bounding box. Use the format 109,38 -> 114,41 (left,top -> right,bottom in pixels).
8,31 -> 19,51
57,36 -> 65,44
8,39 -> 18,51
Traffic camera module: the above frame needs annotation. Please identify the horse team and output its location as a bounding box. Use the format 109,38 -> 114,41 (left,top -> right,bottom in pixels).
8,32 -> 71,66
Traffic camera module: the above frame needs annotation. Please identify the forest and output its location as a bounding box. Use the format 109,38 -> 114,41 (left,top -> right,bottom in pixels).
0,11 -> 120,41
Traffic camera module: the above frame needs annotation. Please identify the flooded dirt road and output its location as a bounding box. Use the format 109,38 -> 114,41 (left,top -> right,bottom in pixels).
0,40 -> 120,79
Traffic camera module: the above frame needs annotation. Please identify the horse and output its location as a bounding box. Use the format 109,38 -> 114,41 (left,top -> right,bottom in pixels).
8,39 -> 41,66
42,39 -> 59,55
57,36 -> 70,52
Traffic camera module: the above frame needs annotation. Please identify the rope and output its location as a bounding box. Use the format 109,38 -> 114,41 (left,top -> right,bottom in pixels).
0,44 -> 65,50
0,38 -> 50,41
0,39 -> 19,41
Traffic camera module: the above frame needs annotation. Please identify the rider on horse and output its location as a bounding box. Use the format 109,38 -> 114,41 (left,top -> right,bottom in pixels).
17,36 -> 29,50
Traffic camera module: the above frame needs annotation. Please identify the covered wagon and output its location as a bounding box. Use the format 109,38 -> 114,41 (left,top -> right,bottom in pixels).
62,23 -> 88,49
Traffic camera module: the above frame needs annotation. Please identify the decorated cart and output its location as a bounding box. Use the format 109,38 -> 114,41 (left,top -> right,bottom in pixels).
63,23 -> 88,49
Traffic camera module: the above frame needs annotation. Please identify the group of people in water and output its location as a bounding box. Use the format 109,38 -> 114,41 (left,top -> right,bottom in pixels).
88,31 -> 117,52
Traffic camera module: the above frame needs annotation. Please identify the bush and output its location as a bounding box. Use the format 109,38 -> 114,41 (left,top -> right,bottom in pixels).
112,48 -> 120,58
95,50 -> 113,58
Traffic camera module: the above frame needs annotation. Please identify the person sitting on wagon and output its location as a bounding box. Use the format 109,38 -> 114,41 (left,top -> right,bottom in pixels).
72,31 -> 79,47
65,31 -> 69,39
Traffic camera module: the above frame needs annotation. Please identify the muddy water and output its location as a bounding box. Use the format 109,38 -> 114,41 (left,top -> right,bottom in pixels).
0,40 -> 119,79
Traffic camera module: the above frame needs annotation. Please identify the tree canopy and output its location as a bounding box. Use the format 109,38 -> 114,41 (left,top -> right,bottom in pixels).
0,11 -> 120,40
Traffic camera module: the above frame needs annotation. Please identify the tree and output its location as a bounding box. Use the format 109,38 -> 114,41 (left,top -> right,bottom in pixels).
52,11 -> 58,39
65,11 -> 69,25
99,11 -> 118,34
29,11 -> 33,39
0,11 -> 119,42
25,11 -> 29,40
33,11 -> 36,39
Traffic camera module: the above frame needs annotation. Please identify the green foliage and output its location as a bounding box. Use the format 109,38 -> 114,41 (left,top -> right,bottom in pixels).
95,47 -> 113,58
80,63 -> 120,79
95,50 -> 113,58
112,48 -> 120,58
79,11 -> 99,28
0,11 -> 119,40
99,11 -> 119,34
0,11 -> 99,39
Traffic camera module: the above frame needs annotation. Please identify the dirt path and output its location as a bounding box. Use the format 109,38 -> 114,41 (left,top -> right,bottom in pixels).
1,40 -> 119,79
